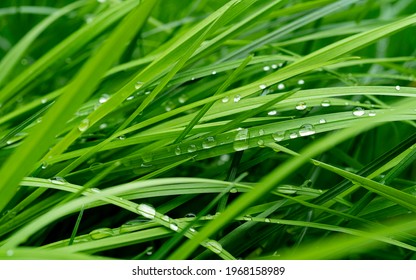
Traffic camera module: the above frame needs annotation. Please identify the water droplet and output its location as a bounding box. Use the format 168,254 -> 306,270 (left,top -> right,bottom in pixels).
395,85 -> 401,91
6,249 -> 14,257
368,110 -> 376,117
99,123 -> 108,129
161,215 -> 170,223
135,81 -> 143,90
243,215 -> 252,221
233,129 -> 249,151
257,139 -> 265,147
142,153 -> 152,163
204,240 -> 223,254
258,129 -> 265,136
202,136 -> 217,149
41,98 -> 48,104
272,131 -> 285,142
264,218 -> 271,223
185,213 -> 196,218
78,119 -> 90,132
126,95 -> 134,101
97,0 -> 106,3
271,64 -> 278,69
90,188 -> 101,193
191,77 -> 195,81
268,110 -> 277,116
222,96 -> 229,103
178,94 -> 188,104
297,79 -> 305,85
295,102 -> 307,110
99,94 -> 110,104
259,84 -> 267,90
89,228 -> 113,240
319,119 -> 326,124
233,95 -> 241,103
164,101 -> 174,112
352,107 -> 365,117
118,135 -> 126,140
211,71 -> 217,75
277,83 -> 285,90
289,132 -> 298,139
169,223 -> 179,231
49,177 -> 66,185
220,154 -> 230,162
299,124 -> 316,137
41,162 -> 49,169
189,227 -> 196,233
137,204 -> 156,219
187,144 -> 197,153
321,100 -> 331,107
229,187 -> 238,193
263,66 -> 270,71
146,246 -> 153,256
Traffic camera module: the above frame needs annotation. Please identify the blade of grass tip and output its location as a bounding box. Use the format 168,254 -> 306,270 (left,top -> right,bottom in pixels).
54,16 -> 218,177
168,107 -> 398,259
0,1 -> 85,86
68,205 -> 84,246
174,54 -> 254,144
0,0 -> 158,213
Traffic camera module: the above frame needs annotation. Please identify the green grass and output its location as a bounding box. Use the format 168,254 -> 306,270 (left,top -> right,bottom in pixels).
0,0 -> 415,260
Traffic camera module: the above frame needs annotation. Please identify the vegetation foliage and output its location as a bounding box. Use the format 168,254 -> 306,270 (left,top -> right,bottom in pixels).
0,0 -> 415,260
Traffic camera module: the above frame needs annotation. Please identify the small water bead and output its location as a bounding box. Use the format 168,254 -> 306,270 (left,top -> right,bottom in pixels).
257,139 -> 265,147
178,94 -> 188,104
258,129 -> 265,136
146,246 -> 154,256
137,204 -> 156,219
135,81 -> 143,90
202,136 -> 217,149
189,227 -> 196,233
268,110 -> 277,116
174,146 -> 181,155
211,71 -> 217,75
187,144 -> 197,153
161,215 -> 170,223
164,101 -> 174,111
99,123 -> 108,130
204,240 -> 223,254
233,95 -> 241,103
271,64 -> 278,69
41,98 -> 48,104
243,215 -> 252,221
352,107 -> 365,117
259,84 -> 267,90
142,153 -> 153,163
319,119 -> 327,124
229,187 -> 238,193
90,188 -> 101,193
89,228 -> 113,240
49,177 -> 66,185
6,250 -> 14,257
41,162 -> 49,169
368,110 -> 377,117
118,135 -> 126,140
99,94 -> 110,104
169,223 -> 179,231
277,83 -> 285,90
264,218 -> 271,223
97,0 -> 106,3
298,124 -> 316,137
263,66 -> 271,71
321,100 -> 331,107
295,102 -> 307,111
185,213 -> 196,218
395,85 -> 401,91
78,119 -> 90,132
297,79 -> 305,85
233,129 -> 249,151
272,131 -> 285,142
222,96 -> 229,103
289,132 -> 298,139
